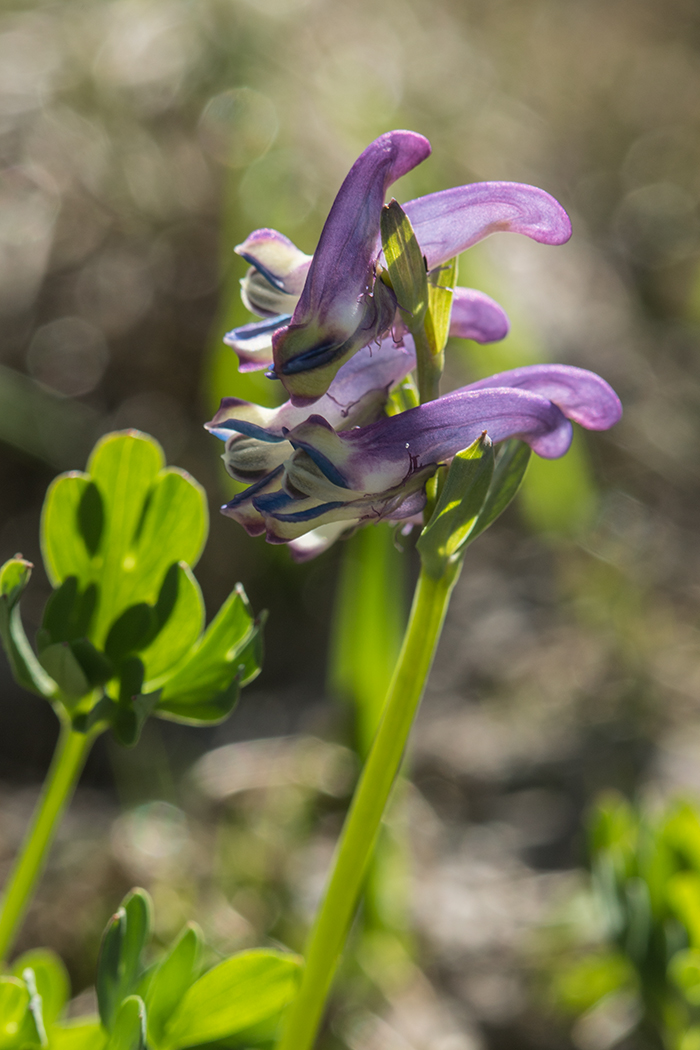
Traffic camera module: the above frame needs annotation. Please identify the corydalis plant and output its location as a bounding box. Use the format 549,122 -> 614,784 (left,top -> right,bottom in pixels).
0,430 -> 263,964
210,129 -> 623,1050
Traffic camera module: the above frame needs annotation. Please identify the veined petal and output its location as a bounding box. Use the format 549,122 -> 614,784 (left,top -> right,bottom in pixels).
253,464 -> 433,542
449,288 -> 510,343
286,388 -> 574,493
402,182 -> 572,270
220,467 -> 285,536
461,363 -> 622,430
235,228 -> 312,296
223,314 -> 291,371
206,337 -> 416,442
222,434 -> 291,483
273,130 -> 431,402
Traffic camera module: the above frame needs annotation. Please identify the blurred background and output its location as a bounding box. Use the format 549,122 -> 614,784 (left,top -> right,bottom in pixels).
2,0 -> 700,1046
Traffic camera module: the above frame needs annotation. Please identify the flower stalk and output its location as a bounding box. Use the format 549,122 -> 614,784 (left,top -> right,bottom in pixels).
0,719 -> 99,962
276,560 -> 462,1050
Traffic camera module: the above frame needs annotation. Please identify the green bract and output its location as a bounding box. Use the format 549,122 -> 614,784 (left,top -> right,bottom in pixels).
417,436 -> 532,578
0,430 -> 264,746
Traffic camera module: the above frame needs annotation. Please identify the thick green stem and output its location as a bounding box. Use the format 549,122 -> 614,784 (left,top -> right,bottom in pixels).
0,720 -> 96,962
276,562 -> 461,1050
412,325 -> 442,405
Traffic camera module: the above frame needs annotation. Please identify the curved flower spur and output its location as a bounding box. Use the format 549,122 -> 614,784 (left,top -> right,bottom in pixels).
224,128 -> 570,400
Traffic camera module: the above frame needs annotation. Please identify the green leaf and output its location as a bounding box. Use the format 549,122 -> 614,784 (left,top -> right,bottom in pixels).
156,585 -> 261,719
41,577 -> 97,647
232,613 -> 266,689
41,434 -> 207,650
49,1020 -> 106,1050
87,436 -> 207,645
125,468 -> 208,599
156,682 -> 240,727
469,438 -> 532,543
97,890 -> 152,1031
111,689 -> 161,748
161,950 -> 302,1050
39,644 -> 90,701
0,558 -> 57,699
380,199 -> 428,326
41,472 -> 97,589
104,606 -> 157,665
0,977 -> 29,1048
425,255 -> 458,357
11,950 -> 69,1027
145,924 -> 202,1047
141,566 -> 204,685
417,434 -> 495,578
77,481 -> 105,558
106,997 -> 146,1050
69,639 -> 114,689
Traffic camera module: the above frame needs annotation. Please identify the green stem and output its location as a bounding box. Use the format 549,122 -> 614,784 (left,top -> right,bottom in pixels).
412,325 -> 442,405
276,562 -> 461,1050
0,720 -> 96,962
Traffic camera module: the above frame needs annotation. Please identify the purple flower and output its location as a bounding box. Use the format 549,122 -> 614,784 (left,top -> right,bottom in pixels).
206,358 -> 621,560
223,130 -> 570,401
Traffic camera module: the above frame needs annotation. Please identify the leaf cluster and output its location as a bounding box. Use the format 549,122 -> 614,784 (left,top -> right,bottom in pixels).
0,431 -> 264,746
1,890 -> 301,1050
550,794 -> 700,1050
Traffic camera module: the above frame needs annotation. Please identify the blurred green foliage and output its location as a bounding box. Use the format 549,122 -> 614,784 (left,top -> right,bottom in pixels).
1,887 -> 301,1050
546,795 -> 700,1050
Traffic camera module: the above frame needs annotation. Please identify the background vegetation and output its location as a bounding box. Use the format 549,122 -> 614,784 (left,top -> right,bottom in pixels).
2,0 -> 700,1046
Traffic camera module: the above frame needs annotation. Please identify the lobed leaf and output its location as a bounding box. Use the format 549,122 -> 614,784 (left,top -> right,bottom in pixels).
97,890 -> 152,1031
140,566 -> 204,684
160,950 -> 302,1050
41,434 -> 208,651
106,997 -> 146,1050
155,586 -> 262,723
145,924 -> 202,1047
41,473 -> 98,589
49,1021 -> 106,1050
0,977 -> 30,1048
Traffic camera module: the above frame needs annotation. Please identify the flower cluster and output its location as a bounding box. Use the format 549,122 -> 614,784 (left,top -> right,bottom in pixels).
208,130 -> 621,559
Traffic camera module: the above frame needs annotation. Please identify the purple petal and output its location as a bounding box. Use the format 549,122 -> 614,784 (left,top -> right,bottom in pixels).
223,314 -> 290,371
402,182 -> 572,270
220,468 -> 285,536
272,130 -> 431,401
461,363 -> 622,431
235,228 -> 312,296
288,522 -> 356,561
206,337 -> 416,441
449,288 -> 510,343
287,388 -> 574,494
